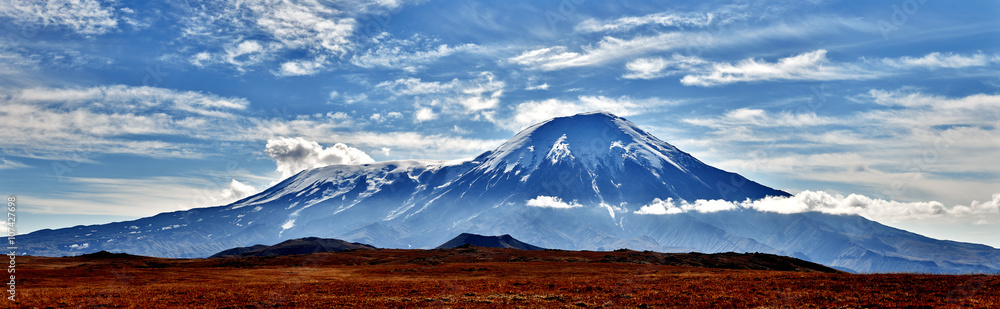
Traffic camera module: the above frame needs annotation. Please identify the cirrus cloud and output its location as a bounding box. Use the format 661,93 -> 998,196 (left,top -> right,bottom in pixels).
0,0 -> 119,35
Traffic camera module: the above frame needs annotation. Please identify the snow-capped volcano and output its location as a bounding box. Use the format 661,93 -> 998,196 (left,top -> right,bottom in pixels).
21,112 -> 1000,274
451,111 -> 787,208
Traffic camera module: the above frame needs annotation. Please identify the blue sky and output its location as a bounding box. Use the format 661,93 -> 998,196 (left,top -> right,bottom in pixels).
1,0 -> 999,246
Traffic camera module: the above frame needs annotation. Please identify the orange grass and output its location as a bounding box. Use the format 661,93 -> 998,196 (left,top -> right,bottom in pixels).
9,249 -> 1000,308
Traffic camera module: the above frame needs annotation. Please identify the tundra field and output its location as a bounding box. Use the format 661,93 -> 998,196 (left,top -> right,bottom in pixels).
11,247 -> 1000,308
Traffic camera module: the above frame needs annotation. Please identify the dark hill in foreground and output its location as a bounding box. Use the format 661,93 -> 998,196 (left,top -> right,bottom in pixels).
52,245 -> 838,273
435,233 -> 545,250
209,237 -> 375,258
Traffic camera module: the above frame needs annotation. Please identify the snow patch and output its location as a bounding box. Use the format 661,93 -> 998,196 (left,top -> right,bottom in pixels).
599,202 -> 621,219
545,134 -> 573,164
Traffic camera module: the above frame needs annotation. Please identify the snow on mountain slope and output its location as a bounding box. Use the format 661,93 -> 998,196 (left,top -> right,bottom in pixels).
19,112 -> 1000,274
409,112 -> 787,219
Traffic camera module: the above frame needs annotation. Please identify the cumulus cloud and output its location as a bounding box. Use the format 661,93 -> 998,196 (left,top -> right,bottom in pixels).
414,107 -> 437,122
0,0 -> 119,35
265,137 -> 375,178
635,197 -> 736,215
215,179 -> 258,203
635,191 -> 1000,225
526,196 -> 582,209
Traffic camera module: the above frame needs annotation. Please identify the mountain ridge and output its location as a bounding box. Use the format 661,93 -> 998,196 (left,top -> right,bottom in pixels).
435,233 -> 545,250
208,237 -> 375,258
19,111 -> 1000,274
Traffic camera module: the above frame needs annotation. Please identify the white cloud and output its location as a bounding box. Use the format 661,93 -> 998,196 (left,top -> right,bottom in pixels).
0,85 -> 250,160
635,197 -> 737,215
0,47 -> 40,74
575,4 -> 753,33
577,12 -> 713,33
866,89 -> 1000,109
678,50 -> 875,86
351,34 -> 478,71
636,198 -> 683,215
0,158 -> 28,170
250,117 -> 504,159
525,83 -> 549,91
623,54 -> 707,79
510,17 -> 873,71
190,40 -> 277,72
575,5 -> 754,33
630,51 -> 1000,85
215,179 -> 258,203
526,196 -> 582,209
509,33 -> 686,70
635,191 -> 1000,225
376,72 -> 505,116
177,0 -> 402,75
376,77 -> 452,95
414,107 -> 437,122
18,176 -> 266,216
683,108 -> 835,128
881,52 -> 995,69
277,56 -> 328,77
0,0 -> 118,35
264,137 -> 375,178
682,89 -> 1000,206
623,57 -> 671,80
501,95 -> 678,132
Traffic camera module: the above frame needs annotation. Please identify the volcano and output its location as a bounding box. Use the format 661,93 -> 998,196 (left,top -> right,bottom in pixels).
21,112 -> 1000,273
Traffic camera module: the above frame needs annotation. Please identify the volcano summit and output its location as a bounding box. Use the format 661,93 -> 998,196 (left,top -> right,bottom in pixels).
22,112 -> 1000,274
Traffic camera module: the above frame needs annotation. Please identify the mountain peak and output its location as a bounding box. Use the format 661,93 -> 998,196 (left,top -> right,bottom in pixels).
484,111 -> 669,169
430,111 -> 790,211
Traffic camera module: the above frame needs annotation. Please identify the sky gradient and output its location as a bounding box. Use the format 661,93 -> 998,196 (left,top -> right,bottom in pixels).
1,0 -> 999,247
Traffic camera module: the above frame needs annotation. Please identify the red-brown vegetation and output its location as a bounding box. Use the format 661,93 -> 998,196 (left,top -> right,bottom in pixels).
10,247 -> 999,308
